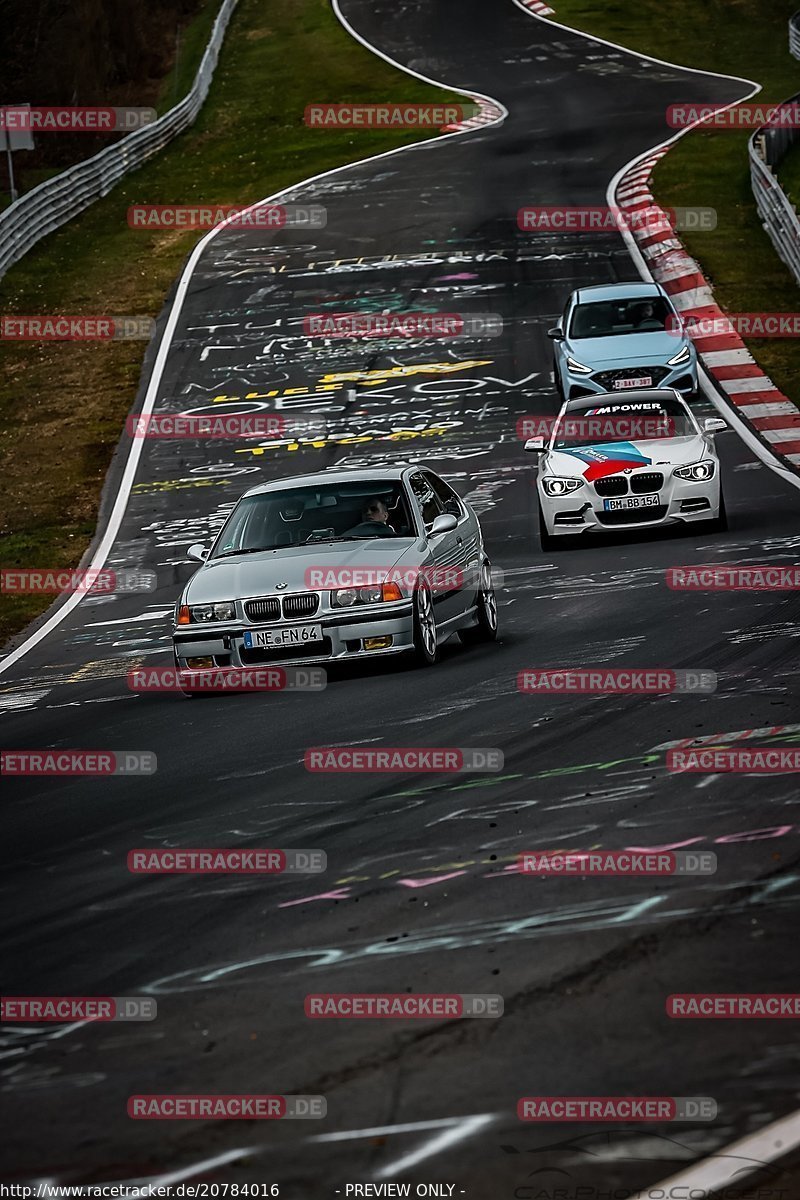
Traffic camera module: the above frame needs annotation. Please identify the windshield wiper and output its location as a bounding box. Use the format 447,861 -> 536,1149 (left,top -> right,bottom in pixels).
303,536 -> 372,545
214,546 -> 276,559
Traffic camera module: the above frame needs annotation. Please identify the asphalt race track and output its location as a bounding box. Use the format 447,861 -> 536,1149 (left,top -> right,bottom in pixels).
2,0 -> 800,1193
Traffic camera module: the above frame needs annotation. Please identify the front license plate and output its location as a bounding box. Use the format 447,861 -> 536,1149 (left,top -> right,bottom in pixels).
613,376 -> 652,389
604,494 -> 660,511
243,624 -> 323,649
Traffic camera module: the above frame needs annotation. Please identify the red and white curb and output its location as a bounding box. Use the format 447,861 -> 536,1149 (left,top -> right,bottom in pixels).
613,158 -> 800,472
518,0 -> 555,15
443,98 -> 507,133
513,0 -> 799,489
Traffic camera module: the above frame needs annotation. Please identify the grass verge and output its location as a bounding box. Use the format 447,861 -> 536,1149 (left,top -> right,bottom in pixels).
0,0 -> 461,647
534,0 -> 800,407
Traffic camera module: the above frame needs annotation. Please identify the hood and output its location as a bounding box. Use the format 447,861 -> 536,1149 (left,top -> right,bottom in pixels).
568,330 -> 690,365
545,435 -> 708,481
184,539 -> 417,602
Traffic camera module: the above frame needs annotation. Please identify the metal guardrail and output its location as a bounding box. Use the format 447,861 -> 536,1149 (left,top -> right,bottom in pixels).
791,10 -> 800,59
749,93 -> 800,287
0,0 -> 238,281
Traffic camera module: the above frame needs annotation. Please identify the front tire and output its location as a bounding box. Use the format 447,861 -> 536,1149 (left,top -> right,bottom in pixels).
459,560 -> 499,645
553,359 -> 564,401
412,583 -> 439,666
701,489 -> 728,534
715,490 -> 728,532
539,504 -> 563,553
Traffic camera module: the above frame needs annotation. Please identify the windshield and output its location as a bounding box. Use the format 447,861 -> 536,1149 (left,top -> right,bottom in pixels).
211,481 -> 415,558
570,296 -> 673,339
552,397 -> 696,448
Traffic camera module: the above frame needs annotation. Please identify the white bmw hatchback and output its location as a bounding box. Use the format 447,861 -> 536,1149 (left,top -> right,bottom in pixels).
525,389 -> 727,550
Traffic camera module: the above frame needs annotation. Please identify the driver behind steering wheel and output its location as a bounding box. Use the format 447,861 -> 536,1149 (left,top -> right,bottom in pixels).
345,498 -> 395,537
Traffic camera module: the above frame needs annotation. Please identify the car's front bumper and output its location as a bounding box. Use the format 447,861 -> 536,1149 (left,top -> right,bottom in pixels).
539,471 -> 720,537
561,361 -> 697,401
173,601 -> 416,668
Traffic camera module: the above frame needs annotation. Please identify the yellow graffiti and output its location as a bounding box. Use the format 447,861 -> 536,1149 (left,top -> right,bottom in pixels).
320,360 -> 492,383
132,477 -> 232,493
206,360 -> 493,404
332,850 -> 588,886
212,383 -> 346,402
233,425 -> 453,457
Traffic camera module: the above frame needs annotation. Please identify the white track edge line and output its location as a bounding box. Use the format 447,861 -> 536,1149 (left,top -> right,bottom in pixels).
653,1107 -> 800,1193
509,0 -> 760,86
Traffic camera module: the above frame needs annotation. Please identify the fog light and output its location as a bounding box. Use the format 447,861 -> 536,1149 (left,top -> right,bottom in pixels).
363,636 -> 392,651
186,656 -> 215,669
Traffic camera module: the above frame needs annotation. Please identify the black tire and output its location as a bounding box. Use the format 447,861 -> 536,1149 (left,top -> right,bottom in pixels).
459,560 -> 499,645
701,489 -> 728,534
553,359 -> 564,401
539,504 -> 563,553
412,583 -> 439,666
714,490 -> 728,532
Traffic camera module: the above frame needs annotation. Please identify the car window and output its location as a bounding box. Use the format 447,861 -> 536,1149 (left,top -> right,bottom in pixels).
553,396 -> 696,447
409,472 -> 443,529
423,471 -> 462,518
570,297 -> 672,339
211,481 -> 413,557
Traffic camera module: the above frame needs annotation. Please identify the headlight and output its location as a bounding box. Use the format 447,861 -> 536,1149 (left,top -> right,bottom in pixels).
674,460 -> 715,481
358,586 -> 383,604
331,583 -> 403,607
566,355 -> 592,375
189,601 -> 236,621
667,343 -> 691,367
332,586 -> 381,607
543,477 -> 583,496
332,588 -> 358,607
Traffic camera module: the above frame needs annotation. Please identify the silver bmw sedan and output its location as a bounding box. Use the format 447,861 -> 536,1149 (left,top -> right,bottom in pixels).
172,463 -> 498,689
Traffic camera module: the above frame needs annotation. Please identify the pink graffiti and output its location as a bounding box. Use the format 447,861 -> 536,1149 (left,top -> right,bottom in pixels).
276,825 -> 798,909
398,872 -> 468,888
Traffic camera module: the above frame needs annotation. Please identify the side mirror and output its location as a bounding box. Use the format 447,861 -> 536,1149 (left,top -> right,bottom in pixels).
187,543 -> 210,563
547,326 -> 564,341
428,513 -> 458,537
703,418 -> 727,433
524,436 -> 546,453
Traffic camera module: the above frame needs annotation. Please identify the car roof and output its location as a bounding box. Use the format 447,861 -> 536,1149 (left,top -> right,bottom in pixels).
574,282 -> 663,304
242,463 -> 418,498
564,388 -> 687,411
